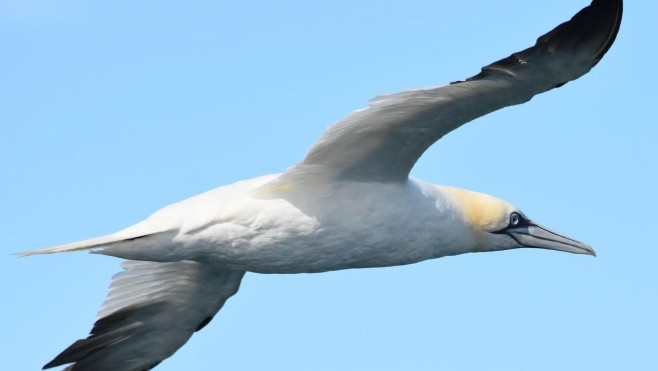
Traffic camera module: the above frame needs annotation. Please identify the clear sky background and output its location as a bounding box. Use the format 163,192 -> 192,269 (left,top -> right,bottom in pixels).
2,0 -> 656,370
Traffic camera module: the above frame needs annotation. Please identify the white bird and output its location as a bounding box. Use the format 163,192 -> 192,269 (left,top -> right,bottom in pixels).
22,0 -> 622,370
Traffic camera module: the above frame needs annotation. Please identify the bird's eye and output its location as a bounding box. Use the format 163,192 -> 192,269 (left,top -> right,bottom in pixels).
510,212 -> 521,226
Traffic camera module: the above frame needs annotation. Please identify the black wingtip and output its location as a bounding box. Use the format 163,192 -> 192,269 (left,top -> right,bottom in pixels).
42,303 -> 160,370
591,0 -> 623,59
464,0 -> 623,85
537,0 -> 623,61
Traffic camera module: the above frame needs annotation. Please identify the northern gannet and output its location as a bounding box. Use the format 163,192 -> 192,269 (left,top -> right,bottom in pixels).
22,0 -> 622,370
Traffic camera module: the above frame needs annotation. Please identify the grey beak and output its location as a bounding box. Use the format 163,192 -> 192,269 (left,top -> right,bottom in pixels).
507,223 -> 596,256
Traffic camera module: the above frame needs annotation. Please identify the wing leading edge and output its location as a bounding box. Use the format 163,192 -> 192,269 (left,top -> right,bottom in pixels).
271,0 -> 622,186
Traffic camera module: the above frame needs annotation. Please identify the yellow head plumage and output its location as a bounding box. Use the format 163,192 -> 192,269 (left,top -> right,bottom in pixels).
441,186 -> 517,233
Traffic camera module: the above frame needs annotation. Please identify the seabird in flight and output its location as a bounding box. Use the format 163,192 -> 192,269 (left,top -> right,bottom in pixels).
21,0 -> 623,370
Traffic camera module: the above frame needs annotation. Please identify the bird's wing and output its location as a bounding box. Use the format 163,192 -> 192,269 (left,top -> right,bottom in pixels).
43,260 -> 245,371
271,0 -> 622,186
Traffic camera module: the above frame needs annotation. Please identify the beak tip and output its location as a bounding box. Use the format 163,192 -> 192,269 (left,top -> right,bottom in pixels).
579,242 -> 596,257
577,243 -> 596,257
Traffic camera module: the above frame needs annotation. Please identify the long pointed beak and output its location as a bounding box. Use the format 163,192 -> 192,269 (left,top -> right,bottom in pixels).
507,223 -> 596,256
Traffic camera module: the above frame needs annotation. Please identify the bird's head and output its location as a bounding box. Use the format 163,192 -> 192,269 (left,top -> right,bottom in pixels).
443,187 -> 595,256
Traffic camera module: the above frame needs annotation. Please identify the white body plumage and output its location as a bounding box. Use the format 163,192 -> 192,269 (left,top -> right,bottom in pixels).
104,175 -> 475,273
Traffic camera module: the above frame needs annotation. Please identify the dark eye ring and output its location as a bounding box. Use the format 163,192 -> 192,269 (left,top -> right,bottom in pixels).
510,212 -> 521,226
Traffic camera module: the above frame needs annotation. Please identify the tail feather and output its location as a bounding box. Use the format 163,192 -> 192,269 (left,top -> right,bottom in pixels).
17,233 -> 164,257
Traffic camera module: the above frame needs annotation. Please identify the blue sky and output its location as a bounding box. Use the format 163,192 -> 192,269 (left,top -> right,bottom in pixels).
2,0 -> 656,370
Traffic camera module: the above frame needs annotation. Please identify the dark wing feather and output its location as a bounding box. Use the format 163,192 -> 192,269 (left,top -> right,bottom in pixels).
271,0 -> 622,186
43,261 -> 245,371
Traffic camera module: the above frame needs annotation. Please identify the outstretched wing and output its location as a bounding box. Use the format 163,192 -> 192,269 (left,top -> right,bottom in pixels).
43,261 -> 245,371
273,0 -> 622,185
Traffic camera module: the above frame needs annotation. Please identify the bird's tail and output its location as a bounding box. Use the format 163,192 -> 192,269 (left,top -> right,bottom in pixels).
16,226 -> 179,262
16,233 -> 154,256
